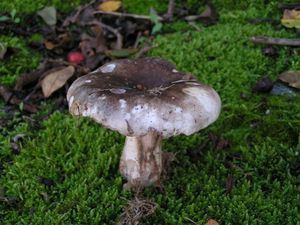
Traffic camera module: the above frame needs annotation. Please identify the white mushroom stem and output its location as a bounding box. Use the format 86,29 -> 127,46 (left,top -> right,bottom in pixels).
119,130 -> 162,189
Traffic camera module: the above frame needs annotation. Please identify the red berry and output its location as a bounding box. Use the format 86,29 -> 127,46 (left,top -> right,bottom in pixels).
67,51 -> 85,64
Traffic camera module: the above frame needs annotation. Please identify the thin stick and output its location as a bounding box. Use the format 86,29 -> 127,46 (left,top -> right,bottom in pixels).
88,21 -> 123,49
278,3 -> 300,10
251,36 -> 300,46
94,11 -> 163,21
188,21 -> 202,32
135,44 -> 158,58
163,0 -> 175,21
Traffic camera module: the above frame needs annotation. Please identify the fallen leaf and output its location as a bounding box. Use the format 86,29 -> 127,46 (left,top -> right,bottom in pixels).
0,85 -> 38,113
281,9 -> 300,28
37,6 -> 57,26
252,77 -> 273,93
278,71 -> 300,89
205,219 -> 219,225
98,1 -> 122,12
44,33 -> 70,50
41,65 -> 75,98
271,81 -> 298,96
185,2 -> 218,25
79,26 -> 107,57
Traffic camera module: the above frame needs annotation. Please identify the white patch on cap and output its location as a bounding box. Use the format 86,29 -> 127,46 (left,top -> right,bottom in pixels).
99,95 -> 106,100
110,88 -> 126,94
100,63 -> 116,73
85,80 -> 92,83
183,86 -> 221,125
82,105 -> 98,117
131,105 -> 144,114
172,69 -> 178,73
119,99 -> 127,109
69,96 -> 74,106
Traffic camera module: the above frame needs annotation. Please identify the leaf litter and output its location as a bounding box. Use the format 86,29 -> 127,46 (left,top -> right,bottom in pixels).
0,0 -> 220,114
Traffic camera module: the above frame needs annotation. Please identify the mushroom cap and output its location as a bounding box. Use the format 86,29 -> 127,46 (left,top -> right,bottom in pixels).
67,57 -> 221,138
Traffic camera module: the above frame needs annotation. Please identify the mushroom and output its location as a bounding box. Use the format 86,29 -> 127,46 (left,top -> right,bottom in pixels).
67,57 -> 221,190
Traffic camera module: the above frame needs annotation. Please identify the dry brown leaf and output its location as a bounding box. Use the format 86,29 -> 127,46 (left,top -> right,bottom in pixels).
98,1 -> 122,12
44,33 -> 70,50
278,71 -> 300,89
204,219 -> 219,225
41,66 -> 75,98
281,9 -> 300,28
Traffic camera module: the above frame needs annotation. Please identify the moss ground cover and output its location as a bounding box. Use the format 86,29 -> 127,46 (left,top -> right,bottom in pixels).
0,1 -> 300,224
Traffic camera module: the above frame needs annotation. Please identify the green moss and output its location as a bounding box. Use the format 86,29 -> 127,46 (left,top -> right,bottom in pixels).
0,36 -> 40,86
123,0 -> 168,15
0,0 -> 84,13
1,0 -> 300,224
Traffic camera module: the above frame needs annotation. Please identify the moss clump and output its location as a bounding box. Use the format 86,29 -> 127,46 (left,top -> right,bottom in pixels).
0,0 -> 83,13
0,36 -> 40,86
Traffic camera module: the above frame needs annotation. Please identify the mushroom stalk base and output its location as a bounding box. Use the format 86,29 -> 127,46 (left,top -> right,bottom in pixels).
119,131 -> 162,190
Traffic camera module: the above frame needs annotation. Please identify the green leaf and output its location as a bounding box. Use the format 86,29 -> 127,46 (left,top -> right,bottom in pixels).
152,22 -> 162,34
37,6 -> 57,26
14,17 -> 20,23
10,9 -> 16,18
0,16 -> 10,22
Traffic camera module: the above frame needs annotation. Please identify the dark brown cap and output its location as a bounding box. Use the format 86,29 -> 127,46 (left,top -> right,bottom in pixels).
67,57 -> 221,137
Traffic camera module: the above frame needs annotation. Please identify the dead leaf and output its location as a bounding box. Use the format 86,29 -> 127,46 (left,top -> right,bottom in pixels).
252,77 -> 274,93
98,1 -> 122,12
41,66 -> 75,98
184,2 -> 218,25
37,6 -> 57,26
44,33 -> 70,50
281,9 -> 300,28
278,71 -> 300,89
14,60 -> 58,91
79,26 -> 107,57
204,219 -> 219,225
0,85 -> 38,113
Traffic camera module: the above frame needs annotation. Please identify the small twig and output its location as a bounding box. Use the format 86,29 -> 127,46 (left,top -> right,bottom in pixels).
163,0 -> 175,21
89,21 -> 123,49
94,11 -> 163,21
278,3 -> 300,10
135,44 -> 158,58
247,18 -> 279,25
183,217 -> 198,224
63,0 -> 96,26
251,36 -> 300,46
133,31 -> 142,48
188,21 -> 202,32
